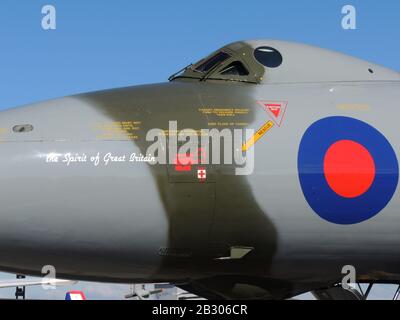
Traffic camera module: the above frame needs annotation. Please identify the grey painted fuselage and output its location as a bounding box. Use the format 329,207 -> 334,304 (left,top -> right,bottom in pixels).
0,40 -> 399,299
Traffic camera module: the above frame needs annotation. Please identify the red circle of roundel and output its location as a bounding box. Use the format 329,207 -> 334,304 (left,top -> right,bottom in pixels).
323,140 -> 376,198
298,116 -> 399,225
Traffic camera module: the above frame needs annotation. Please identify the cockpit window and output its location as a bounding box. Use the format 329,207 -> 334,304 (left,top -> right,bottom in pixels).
169,42 -> 266,83
220,61 -> 249,76
254,47 -> 283,68
194,51 -> 230,73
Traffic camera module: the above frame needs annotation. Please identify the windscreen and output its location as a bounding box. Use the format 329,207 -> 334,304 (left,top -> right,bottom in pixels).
194,51 -> 230,73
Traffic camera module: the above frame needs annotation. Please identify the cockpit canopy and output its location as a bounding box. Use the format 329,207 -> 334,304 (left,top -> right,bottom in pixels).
170,40 -> 400,84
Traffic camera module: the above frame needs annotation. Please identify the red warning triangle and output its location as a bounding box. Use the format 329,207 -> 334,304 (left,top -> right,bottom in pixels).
257,100 -> 288,127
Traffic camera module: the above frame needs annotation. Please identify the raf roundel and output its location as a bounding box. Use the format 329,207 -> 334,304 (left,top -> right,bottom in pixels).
298,116 -> 399,225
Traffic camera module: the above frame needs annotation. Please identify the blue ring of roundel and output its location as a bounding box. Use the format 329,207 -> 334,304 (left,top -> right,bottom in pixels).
298,116 -> 399,225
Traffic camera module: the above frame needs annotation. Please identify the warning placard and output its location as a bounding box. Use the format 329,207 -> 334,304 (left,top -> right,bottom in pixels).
257,101 -> 288,127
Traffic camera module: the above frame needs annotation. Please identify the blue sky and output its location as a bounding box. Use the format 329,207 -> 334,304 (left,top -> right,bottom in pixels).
0,0 -> 399,299
0,0 -> 399,110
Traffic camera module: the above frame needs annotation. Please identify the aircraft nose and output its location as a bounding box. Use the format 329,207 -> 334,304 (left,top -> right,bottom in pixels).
0,96 -> 169,278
